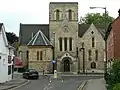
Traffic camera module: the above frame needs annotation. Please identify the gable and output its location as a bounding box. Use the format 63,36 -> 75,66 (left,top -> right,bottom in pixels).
19,23 -> 49,45
82,24 -> 105,40
78,24 -> 106,39
27,30 -> 52,46
0,24 -> 8,46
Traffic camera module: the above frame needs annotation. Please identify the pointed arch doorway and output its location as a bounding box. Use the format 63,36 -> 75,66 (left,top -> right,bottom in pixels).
62,57 -> 73,72
64,59 -> 70,72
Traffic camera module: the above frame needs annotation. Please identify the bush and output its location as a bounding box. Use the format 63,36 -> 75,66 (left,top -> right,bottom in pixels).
106,60 -> 120,90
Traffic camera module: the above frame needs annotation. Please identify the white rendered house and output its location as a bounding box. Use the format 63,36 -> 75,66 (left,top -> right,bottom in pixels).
0,23 -> 14,83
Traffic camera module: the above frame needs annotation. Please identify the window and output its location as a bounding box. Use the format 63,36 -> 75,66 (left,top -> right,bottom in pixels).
56,9 -> 60,20
92,37 -> 95,47
64,38 -> 67,51
40,51 -> 43,60
0,56 -> 1,59
68,9 -> 72,20
95,50 -> 98,61
37,51 -> 39,60
26,51 -> 29,59
8,55 -> 11,63
59,38 -> 62,51
88,50 -> 92,61
69,38 -> 72,51
8,65 -> 11,75
91,62 -> 96,69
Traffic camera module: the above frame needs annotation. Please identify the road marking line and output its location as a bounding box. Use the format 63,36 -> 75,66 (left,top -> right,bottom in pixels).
47,86 -> 52,90
10,80 -> 30,90
78,80 -> 87,90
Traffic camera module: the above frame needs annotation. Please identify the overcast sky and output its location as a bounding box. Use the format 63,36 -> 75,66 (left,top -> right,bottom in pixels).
0,0 -> 119,36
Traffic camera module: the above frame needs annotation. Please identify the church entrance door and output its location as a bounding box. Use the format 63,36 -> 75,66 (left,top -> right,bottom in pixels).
64,59 -> 70,72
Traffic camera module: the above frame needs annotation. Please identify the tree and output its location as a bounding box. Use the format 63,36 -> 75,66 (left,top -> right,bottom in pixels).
6,32 -> 19,44
107,60 -> 120,90
80,12 -> 114,24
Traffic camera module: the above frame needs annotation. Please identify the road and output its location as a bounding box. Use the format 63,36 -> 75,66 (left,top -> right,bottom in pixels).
14,75 -> 103,90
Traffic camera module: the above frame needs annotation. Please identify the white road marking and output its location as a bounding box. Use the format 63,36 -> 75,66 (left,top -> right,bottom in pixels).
47,86 -> 52,90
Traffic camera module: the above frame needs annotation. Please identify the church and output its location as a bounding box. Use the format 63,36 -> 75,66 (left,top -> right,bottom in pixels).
18,2 -> 105,74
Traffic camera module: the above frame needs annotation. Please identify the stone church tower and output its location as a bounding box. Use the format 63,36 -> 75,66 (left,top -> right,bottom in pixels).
49,2 -> 78,73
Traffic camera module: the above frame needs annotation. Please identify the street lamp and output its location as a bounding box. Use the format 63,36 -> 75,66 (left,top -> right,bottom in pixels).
52,32 -> 56,73
90,6 -> 107,78
80,42 -> 85,73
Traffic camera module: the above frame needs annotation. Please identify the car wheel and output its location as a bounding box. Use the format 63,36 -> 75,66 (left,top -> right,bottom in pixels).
35,76 -> 39,79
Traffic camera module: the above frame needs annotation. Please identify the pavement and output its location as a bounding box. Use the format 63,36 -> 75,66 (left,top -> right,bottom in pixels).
84,78 -> 107,90
0,73 -> 28,90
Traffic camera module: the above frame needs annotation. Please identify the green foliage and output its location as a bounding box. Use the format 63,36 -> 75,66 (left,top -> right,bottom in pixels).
6,32 -> 18,44
80,12 -> 114,24
113,83 -> 120,90
107,60 -> 120,90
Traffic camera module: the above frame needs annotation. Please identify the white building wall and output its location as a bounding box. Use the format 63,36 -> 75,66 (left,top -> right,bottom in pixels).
0,25 -> 13,83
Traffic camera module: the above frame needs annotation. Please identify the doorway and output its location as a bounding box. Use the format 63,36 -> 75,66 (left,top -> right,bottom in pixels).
64,59 -> 70,72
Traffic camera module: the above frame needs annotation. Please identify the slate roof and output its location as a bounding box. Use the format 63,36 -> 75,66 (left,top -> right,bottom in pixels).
19,23 -> 49,45
27,30 -> 52,46
50,2 -> 78,4
78,24 -> 107,38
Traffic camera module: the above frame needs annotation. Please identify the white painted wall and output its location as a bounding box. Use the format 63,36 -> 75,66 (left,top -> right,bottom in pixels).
0,25 -> 14,83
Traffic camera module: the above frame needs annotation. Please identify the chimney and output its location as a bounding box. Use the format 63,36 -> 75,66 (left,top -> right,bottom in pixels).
118,9 -> 120,16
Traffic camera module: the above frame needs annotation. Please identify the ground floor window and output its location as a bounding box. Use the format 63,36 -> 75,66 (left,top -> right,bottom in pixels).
8,65 -> 11,75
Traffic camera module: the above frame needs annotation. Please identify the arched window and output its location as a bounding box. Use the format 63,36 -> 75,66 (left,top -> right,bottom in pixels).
92,37 -> 95,47
68,9 -> 72,20
59,37 -> 62,51
95,50 -> 98,61
69,37 -> 72,51
40,51 -> 43,60
91,62 -> 96,69
56,9 -> 60,20
88,50 -> 92,61
64,38 -> 67,51
37,51 -> 39,60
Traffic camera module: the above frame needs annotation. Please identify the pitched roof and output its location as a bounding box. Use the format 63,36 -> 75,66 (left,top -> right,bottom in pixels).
27,30 -> 52,46
78,24 -> 106,38
0,23 -> 3,31
19,24 -> 49,45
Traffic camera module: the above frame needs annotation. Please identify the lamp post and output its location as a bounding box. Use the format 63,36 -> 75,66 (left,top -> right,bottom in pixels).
80,42 -> 85,73
90,7 -> 107,77
77,47 -> 80,74
52,32 -> 56,73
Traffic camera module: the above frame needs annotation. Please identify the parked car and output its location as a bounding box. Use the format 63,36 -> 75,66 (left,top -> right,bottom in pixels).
23,69 -> 39,79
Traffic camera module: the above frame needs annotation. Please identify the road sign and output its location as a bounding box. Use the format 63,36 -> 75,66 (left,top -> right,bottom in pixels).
52,60 -> 56,63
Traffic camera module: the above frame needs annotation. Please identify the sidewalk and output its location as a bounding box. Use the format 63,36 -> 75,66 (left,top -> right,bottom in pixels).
0,73 -> 28,90
84,78 -> 107,90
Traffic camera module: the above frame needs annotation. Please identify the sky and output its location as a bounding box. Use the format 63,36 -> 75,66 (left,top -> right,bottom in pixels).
0,0 -> 120,36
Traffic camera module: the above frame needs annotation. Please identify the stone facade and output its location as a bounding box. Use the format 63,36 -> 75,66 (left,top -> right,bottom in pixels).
18,2 -> 105,74
28,46 -> 53,73
49,2 -> 78,73
78,24 -> 105,73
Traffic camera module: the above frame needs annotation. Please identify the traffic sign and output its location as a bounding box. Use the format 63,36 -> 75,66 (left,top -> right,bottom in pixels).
52,60 -> 56,63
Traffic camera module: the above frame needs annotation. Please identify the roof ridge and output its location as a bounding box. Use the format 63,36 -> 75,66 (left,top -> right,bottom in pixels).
32,30 -> 40,45
40,30 -> 47,45
42,31 -> 52,45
